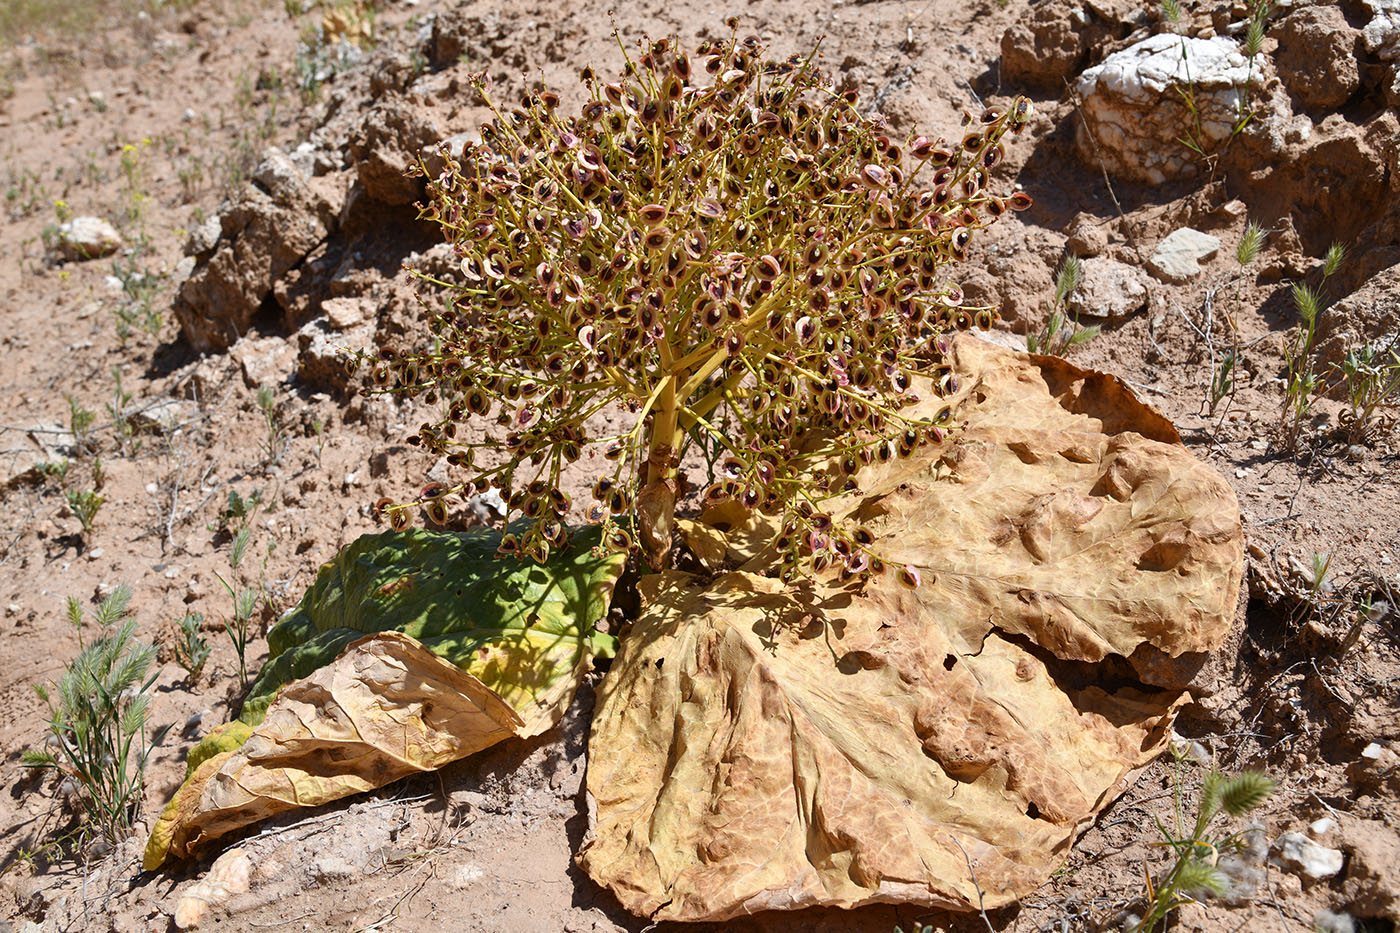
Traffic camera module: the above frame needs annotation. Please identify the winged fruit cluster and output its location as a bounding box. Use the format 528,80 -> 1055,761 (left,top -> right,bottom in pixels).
361,23 -> 1032,579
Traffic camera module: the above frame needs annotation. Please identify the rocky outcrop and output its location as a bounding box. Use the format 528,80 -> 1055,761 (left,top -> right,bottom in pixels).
1362,0 -> 1400,62
1341,818 -> 1400,921
174,149 -> 342,352
1000,0 -> 1141,88
1274,5 -> 1360,111
296,313 -> 374,394
1075,34 -> 1269,184
1227,109 -> 1398,255
1001,3 -> 1092,86
1361,0 -> 1400,104
1313,263 -> 1400,369
346,96 -> 440,205
423,9 -> 516,70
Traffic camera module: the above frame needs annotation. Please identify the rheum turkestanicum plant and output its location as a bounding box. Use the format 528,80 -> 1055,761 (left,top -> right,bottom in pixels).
362,23 -> 1032,579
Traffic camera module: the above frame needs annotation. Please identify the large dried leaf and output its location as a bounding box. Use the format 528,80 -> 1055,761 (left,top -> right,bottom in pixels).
145,632 -> 524,869
579,337 -> 1242,921
145,526 -> 623,869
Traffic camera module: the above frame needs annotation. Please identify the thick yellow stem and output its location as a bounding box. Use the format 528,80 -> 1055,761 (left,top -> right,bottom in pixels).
647,375 -> 679,486
637,374 -> 680,569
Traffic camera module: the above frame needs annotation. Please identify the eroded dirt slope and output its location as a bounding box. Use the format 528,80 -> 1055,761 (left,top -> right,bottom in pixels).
0,0 -> 1397,930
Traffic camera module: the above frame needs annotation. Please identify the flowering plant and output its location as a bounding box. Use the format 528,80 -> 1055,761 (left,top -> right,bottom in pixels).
365,24 -> 1031,578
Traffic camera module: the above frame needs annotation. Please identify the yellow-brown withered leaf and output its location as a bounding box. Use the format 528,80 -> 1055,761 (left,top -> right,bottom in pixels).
144,524 -> 624,870
578,337 -> 1241,922
149,632 -> 525,868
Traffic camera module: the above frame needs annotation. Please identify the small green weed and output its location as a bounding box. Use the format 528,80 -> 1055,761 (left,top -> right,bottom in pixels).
1203,221 -> 1266,419
1129,766 -> 1276,933
1279,243 -> 1344,450
219,69 -> 285,192
106,366 -> 141,457
172,611 -> 211,683
177,156 -> 206,202
212,487 -> 263,538
230,526 -> 252,570
1207,350 -> 1236,417
21,586 -> 169,846
64,489 -> 103,536
1332,340 -> 1400,444
1236,0 -> 1271,124
1027,256 -> 1100,357
4,166 -> 47,220
66,395 -> 97,455
117,139 -> 151,244
256,385 -> 286,465
294,25 -> 364,103
215,572 -> 258,688
110,256 -> 164,342
1167,0 -> 1271,170
36,459 -> 70,483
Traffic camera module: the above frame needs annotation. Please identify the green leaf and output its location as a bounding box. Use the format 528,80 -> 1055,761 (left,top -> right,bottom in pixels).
242,524 -> 625,726
147,526 -> 624,869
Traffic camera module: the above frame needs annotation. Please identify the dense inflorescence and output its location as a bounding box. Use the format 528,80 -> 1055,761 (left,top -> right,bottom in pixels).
361,24 -> 1032,578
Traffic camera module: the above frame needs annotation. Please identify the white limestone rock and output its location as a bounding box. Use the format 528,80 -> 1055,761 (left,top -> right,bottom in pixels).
1148,228 -> 1220,282
1271,831 -> 1344,881
1362,0 -> 1400,59
1075,34 -> 1267,184
55,216 -> 123,261
1070,257 -> 1151,318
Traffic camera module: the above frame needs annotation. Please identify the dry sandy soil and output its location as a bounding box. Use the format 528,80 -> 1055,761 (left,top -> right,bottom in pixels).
0,0 -> 1397,930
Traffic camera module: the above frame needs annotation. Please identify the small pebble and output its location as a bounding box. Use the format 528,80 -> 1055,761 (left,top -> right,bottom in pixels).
1271,831 -> 1343,880
1315,909 -> 1355,933
184,709 -> 212,736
